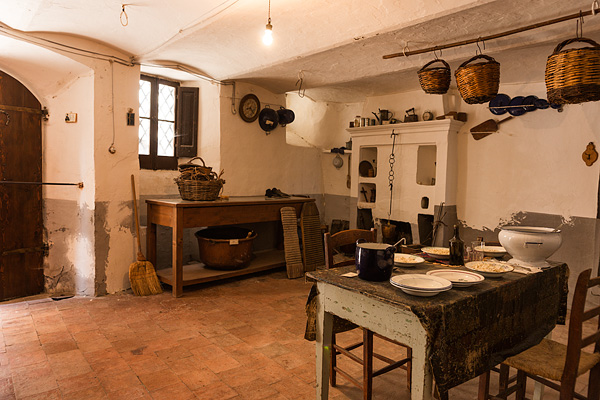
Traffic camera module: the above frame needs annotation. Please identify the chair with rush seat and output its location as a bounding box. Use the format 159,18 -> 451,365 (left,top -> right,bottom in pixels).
478,268 -> 600,400
324,229 -> 412,400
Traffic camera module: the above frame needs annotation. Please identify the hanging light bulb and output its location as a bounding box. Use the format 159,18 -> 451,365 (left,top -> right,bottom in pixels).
262,0 -> 273,45
263,21 -> 273,45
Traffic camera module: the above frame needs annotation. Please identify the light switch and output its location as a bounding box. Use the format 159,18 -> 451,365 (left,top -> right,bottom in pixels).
65,112 -> 77,123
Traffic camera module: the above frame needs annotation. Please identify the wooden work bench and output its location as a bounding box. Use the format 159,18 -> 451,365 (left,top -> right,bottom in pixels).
146,196 -> 314,297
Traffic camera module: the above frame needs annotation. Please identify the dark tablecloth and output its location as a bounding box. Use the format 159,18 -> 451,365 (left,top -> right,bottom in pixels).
305,263 -> 568,392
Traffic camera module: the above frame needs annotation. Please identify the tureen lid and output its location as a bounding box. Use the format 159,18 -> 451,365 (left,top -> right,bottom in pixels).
500,226 -> 561,234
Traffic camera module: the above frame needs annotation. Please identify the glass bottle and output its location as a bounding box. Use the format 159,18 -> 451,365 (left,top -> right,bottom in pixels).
449,225 -> 465,266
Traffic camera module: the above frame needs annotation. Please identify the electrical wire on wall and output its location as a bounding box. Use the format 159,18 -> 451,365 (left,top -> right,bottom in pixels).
108,60 -> 117,154
0,22 -> 133,66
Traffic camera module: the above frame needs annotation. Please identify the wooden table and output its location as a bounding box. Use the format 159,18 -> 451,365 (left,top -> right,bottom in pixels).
307,263 -> 567,400
146,196 -> 314,297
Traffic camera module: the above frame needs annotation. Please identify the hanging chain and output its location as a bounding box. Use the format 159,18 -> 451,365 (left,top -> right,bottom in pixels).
388,131 -> 398,219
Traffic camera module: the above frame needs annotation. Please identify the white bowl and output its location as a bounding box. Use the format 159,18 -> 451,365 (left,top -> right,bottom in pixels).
474,245 -> 507,258
465,261 -> 514,278
394,253 -> 425,267
421,247 -> 450,260
498,226 -> 562,268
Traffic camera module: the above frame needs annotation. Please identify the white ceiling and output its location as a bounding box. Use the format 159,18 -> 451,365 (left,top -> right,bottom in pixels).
1,0 -> 600,101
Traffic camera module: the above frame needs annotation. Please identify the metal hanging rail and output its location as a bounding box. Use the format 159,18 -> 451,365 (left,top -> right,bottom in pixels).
0,181 -> 84,188
383,8 -> 600,59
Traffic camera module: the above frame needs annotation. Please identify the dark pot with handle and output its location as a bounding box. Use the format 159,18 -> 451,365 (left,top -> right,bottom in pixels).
355,240 -> 395,281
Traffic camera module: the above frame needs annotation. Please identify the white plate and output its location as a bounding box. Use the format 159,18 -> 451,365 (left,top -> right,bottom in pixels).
421,247 -> 450,260
426,269 -> 485,287
465,261 -> 514,278
390,274 -> 452,291
474,245 -> 507,258
396,286 -> 451,297
394,253 -> 425,267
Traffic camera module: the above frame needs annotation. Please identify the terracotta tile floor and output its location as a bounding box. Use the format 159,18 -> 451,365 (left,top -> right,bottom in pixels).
0,269 -> 593,399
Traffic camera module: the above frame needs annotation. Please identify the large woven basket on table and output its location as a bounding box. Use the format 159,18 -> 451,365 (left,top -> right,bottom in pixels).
176,178 -> 222,201
545,37 -> 600,104
418,59 -> 451,94
175,157 -> 223,201
455,54 -> 500,104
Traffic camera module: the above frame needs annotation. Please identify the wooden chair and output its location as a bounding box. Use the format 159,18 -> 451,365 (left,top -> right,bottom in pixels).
324,228 -> 412,400
478,268 -> 600,400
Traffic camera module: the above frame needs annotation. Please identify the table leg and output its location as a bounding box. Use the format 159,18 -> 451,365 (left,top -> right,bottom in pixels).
411,344 -> 434,400
172,208 -> 184,297
146,205 -> 157,266
316,289 -> 333,399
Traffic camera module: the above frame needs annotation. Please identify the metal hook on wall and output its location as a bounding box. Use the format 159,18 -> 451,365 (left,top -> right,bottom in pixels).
476,38 -> 485,55
296,70 -> 305,98
576,10 -> 584,37
403,42 -> 411,57
120,4 -> 129,26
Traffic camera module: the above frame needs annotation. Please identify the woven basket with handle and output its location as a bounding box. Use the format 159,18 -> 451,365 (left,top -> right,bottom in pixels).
178,156 -> 212,176
176,178 -> 222,201
545,37 -> 600,104
418,59 -> 451,94
455,54 -> 500,104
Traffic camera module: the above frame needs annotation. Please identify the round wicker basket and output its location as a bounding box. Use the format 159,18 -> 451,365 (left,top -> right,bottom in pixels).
545,37 -> 600,104
455,54 -> 500,104
176,178 -> 222,201
418,59 -> 451,94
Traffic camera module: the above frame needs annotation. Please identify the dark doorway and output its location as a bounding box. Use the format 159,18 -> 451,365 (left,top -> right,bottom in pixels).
0,71 -> 44,301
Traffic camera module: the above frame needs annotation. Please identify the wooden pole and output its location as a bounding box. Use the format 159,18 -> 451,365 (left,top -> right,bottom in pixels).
383,9 -> 599,59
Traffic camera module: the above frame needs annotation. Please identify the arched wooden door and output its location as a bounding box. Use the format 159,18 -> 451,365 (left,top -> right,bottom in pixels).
0,71 -> 44,301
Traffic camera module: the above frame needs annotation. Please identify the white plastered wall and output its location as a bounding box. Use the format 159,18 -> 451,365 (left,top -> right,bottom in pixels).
43,71 -> 96,295
92,60 -> 142,293
457,81 -> 600,228
219,83 -> 322,197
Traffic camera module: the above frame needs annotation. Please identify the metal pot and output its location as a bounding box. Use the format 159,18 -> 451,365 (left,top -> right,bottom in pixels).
195,227 -> 257,270
276,107 -> 295,126
355,240 -> 395,281
259,107 -> 279,133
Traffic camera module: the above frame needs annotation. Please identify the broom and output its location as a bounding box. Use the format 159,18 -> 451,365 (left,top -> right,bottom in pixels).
129,174 -> 163,296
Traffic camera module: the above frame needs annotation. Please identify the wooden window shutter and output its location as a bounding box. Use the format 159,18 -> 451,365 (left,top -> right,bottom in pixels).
176,86 -> 199,157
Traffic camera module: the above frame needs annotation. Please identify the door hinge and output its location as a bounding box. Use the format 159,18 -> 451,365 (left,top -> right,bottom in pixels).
2,243 -> 49,257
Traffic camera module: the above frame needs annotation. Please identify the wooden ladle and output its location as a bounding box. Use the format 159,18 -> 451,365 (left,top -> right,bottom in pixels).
470,116 -> 513,140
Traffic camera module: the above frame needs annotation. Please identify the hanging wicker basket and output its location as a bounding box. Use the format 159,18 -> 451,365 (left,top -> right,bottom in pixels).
418,59 -> 451,94
545,37 -> 600,104
455,54 -> 500,104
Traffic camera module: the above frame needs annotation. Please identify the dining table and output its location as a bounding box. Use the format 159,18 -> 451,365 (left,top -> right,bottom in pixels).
306,261 -> 568,400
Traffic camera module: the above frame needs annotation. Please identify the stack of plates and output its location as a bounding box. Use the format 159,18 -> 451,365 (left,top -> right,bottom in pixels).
426,269 -> 484,287
390,274 -> 452,297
